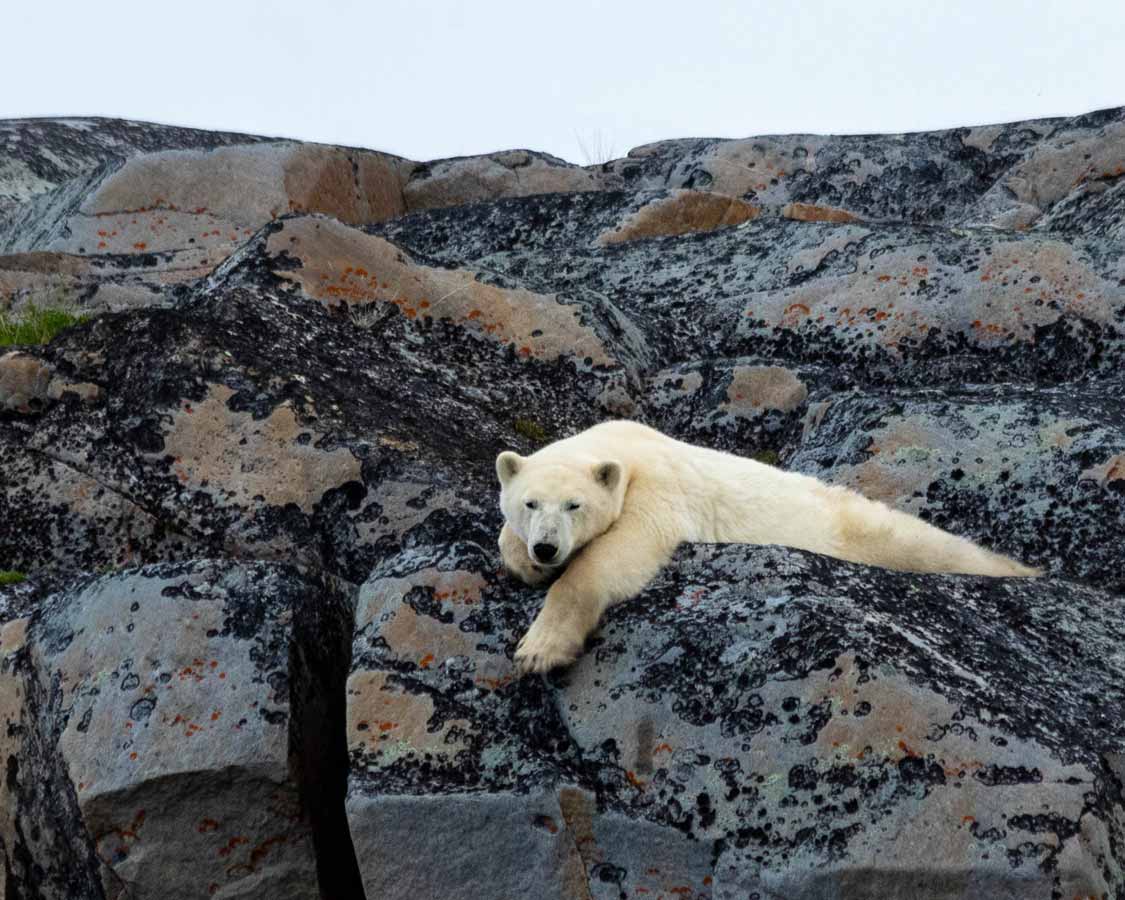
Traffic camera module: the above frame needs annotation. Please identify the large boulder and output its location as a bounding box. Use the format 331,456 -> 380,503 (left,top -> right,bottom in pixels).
0,561 -> 357,899
346,542 -> 1125,899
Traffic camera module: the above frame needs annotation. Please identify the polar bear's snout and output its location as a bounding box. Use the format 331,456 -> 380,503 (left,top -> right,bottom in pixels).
532,542 -> 559,563
527,511 -> 573,567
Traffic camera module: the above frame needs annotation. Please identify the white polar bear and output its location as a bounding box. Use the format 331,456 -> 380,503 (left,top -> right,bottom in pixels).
497,420 -> 1040,674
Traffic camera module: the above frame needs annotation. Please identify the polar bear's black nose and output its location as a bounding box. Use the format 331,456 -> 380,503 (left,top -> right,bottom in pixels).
533,542 -> 558,563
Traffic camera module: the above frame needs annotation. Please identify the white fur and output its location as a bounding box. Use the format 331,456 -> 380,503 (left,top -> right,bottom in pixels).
497,420 -> 1041,674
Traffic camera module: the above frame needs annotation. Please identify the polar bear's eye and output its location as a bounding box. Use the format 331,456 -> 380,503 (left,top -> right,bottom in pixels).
565,501 -> 582,511
525,500 -> 539,510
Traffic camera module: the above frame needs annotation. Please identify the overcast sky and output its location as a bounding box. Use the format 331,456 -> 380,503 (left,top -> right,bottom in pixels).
5,0 -> 1124,164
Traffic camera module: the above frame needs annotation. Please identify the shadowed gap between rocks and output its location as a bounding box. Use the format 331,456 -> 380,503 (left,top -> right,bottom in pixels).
4,645 -> 111,899
291,574 -> 365,899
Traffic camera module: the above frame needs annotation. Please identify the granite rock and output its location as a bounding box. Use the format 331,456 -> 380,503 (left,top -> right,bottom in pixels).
1,107 -> 1124,898
346,541 -> 1125,899
0,560 -> 357,899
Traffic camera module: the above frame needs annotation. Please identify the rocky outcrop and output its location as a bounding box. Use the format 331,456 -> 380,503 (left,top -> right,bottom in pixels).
1,109 -> 1124,898
0,561 -> 357,899
347,541 -> 1125,899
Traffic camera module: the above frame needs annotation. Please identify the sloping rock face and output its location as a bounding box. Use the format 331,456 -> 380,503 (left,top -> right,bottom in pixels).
1,109 -> 1124,898
348,543 -> 1125,899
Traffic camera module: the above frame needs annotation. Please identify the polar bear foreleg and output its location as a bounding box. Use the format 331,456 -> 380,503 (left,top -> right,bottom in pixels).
514,511 -> 678,674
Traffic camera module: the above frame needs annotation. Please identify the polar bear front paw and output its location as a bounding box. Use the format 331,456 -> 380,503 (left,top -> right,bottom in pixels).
514,618 -> 584,675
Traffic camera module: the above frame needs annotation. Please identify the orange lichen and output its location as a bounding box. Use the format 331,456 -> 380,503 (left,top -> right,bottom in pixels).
944,759 -> 985,777
537,816 -> 559,834
217,835 -> 249,857
782,202 -> 859,223
475,674 -> 514,691
249,835 -> 288,868
625,770 -> 646,789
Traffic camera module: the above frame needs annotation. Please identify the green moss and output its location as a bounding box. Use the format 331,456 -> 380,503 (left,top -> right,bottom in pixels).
513,417 -> 548,444
751,449 -> 781,467
0,571 -> 27,586
0,304 -> 88,347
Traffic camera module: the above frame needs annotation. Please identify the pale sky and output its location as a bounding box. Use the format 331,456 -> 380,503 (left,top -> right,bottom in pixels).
5,0 -> 1124,164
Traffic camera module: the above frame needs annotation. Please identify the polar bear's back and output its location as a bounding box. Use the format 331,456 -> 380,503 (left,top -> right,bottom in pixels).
532,420 -> 1039,578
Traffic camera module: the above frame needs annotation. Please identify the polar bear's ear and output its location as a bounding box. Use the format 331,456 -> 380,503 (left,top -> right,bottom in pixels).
496,451 -> 524,486
593,460 -> 623,492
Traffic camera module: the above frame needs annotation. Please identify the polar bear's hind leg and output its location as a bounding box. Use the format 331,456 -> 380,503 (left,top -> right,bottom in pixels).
830,490 -> 1041,577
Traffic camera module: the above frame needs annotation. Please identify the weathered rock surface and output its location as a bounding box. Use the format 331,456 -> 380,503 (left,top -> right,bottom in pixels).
0,561 -> 357,899
1,108 -> 1123,897
403,149 -> 601,212
347,542 -> 1125,899
601,107 -> 1125,230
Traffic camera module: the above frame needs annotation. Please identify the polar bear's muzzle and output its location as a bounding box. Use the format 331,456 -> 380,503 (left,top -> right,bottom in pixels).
532,541 -> 560,564
526,513 -> 574,568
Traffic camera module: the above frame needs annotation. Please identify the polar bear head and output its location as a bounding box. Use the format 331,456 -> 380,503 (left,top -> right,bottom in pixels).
496,451 -> 626,570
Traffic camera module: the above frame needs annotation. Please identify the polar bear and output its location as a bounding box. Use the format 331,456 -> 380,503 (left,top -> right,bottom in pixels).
497,420 -> 1040,674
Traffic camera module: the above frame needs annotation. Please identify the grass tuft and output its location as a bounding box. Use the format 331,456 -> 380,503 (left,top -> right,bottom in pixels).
0,571 -> 27,586
0,304 -> 88,347
513,417 -> 549,444
751,449 -> 781,467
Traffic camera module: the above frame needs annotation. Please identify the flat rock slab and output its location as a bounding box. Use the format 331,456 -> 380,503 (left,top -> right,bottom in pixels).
0,560 -> 357,900
347,542 -> 1125,899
